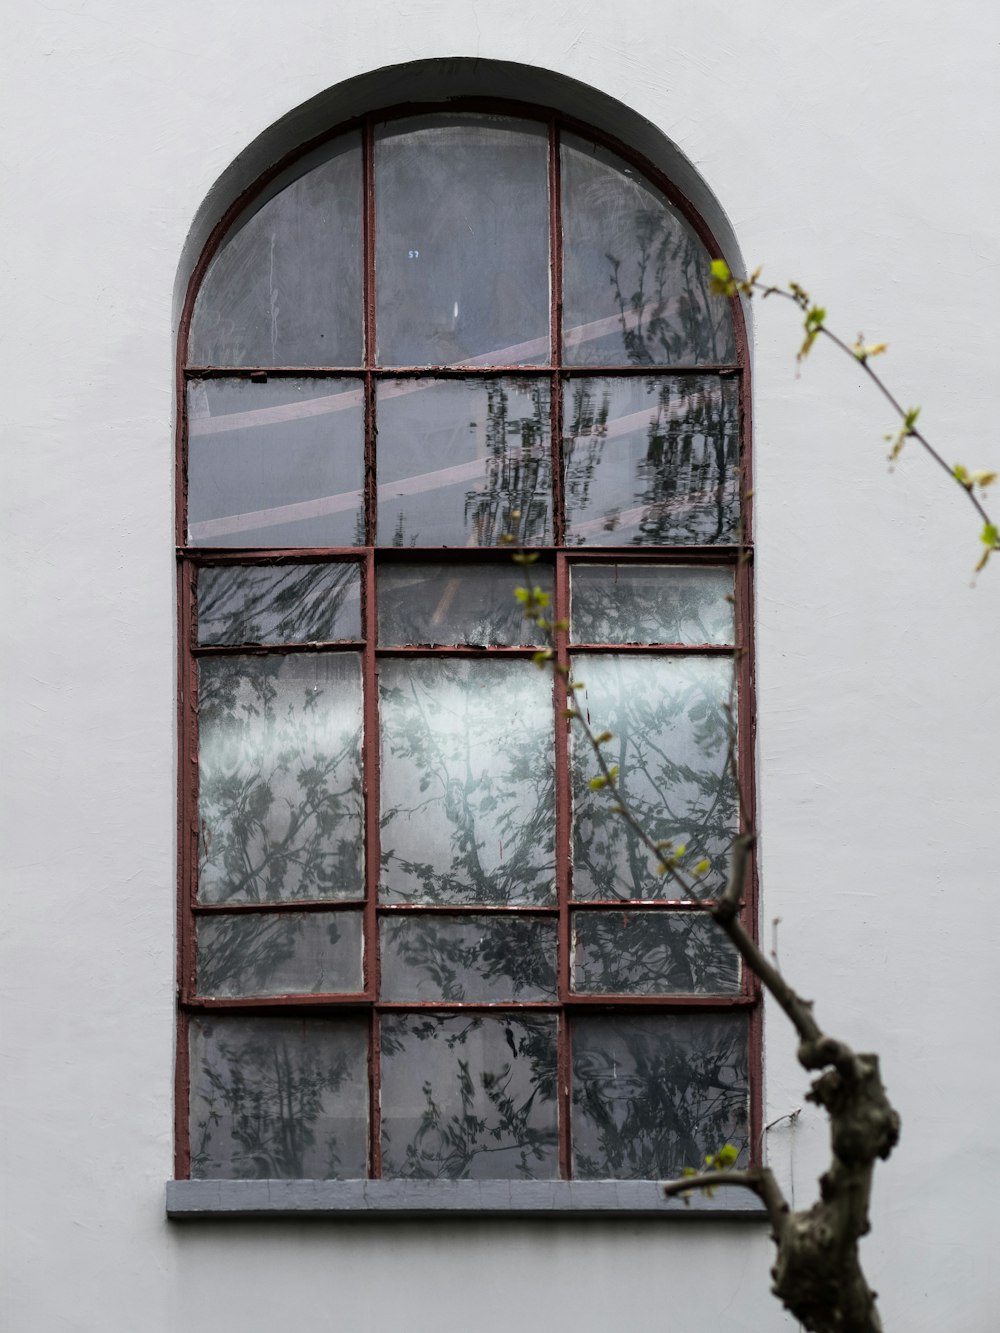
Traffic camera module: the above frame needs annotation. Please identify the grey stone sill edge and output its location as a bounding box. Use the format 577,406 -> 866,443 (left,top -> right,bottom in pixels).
167,1178 -> 768,1219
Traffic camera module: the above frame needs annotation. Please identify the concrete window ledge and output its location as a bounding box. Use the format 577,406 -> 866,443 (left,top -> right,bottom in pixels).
167,1179 -> 768,1219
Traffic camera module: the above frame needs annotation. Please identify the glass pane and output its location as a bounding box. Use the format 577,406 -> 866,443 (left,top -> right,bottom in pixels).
381,1014 -> 558,1178
196,910 -> 363,998
380,913 -> 557,1001
572,911 -> 739,995
198,653 -> 363,903
563,376 -> 740,546
189,1015 -> 368,1179
187,377 -> 365,548
376,378 -> 551,547
571,564 -> 733,644
379,658 -> 555,905
571,654 -> 736,900
378,563 -> 553,646
197,562 -> 361,646
561,134 -> 735,366
571,1013 -> 748,1179
189,133 -> 363,367
376,115 -> 549,366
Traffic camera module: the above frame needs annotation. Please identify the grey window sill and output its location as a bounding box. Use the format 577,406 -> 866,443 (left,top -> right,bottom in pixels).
167,1178 -> 767,1219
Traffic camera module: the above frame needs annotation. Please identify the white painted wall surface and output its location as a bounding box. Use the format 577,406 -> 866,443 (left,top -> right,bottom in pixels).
3,2 -> 999,1329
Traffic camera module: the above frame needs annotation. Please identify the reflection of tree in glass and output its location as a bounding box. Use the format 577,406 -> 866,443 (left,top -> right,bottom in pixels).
379,658 -> 555,905
190,1016 -> 366,1179
572,655 -> 736,900
381,1014 -> 559,1179
564,377 -> 739,546
198,911 -> 360,997
381,914 -> 557,1001
608,223 -> 733,366
573,911 -> 739,995
571,566 -> 733,645
463,381 -> 551,546
572,1014 -> 748,1179
198,654 -> 363,903
198,563 -> 360,646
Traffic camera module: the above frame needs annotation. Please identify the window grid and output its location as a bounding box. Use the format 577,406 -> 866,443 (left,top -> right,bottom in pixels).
175,101 -> 759,1184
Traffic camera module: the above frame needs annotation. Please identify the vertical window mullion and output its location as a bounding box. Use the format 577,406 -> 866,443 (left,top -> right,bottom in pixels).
554,552 -> 572,1176
175,557 -> 197,1180
548,117 -> 565,547
363,553 -> 383,1175
363,116 -> 377,545
362,119 -> 381,1173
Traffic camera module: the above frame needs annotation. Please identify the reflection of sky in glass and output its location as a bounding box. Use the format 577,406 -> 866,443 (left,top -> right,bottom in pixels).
379,658 -> 555,904
376,116 -> 549,366
564,377 -> 739,546
377,378 -> 551,547
187,378 -> 365,548
189,133 -> 363,368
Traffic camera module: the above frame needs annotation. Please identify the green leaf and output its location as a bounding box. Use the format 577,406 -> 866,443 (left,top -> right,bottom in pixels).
588,776 -> 607,791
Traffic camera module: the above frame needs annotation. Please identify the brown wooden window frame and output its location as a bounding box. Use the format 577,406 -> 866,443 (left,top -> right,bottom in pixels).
174,99 -> 759,1190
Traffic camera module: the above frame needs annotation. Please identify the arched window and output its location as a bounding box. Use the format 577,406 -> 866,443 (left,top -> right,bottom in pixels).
176,104 -> 757,1192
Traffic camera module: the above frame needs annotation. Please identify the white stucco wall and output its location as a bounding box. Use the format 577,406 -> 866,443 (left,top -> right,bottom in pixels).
3,2 -> 999,1330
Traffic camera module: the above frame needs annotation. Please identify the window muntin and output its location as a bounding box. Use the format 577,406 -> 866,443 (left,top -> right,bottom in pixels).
179,106 -> 755,1186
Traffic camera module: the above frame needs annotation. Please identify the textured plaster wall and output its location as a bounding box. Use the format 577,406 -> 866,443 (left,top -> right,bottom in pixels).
2,2 -> 999,1330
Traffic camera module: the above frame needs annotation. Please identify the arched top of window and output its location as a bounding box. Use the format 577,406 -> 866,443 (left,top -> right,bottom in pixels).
188,110 -> 736,370
182,106 -> 744,551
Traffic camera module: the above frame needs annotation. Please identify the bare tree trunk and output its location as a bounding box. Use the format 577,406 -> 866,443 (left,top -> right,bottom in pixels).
663,835 -> 901,1333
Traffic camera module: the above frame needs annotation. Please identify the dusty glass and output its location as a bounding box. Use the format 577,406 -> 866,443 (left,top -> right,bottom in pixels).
571,1013 -> 748,1179
189,134 -> 363,368
198,653 -> 363,903
571,654 -> 736,900
378,563 -> 553,646
571,564 -> 733,644
379,657 -> 555,905
572,910 -> 739,995
561,133 -> 735,367
375,115 -> 549,366
376,377 -> 551,547
189,1015 -> 368,1179
381,1013 -> 559,1178
380,913 -> 557,1002
563,376 -> 740,546
187,377 -> 365,548
197,562 -> 361,646
196,910 -> 364,998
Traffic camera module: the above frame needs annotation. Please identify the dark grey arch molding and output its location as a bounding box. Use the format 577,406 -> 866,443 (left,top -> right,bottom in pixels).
173,58 -> 751,334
